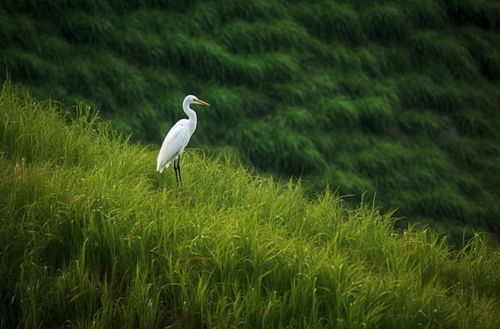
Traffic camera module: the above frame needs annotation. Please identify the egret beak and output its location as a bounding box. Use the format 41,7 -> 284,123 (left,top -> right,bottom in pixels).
194,98 -> 210,106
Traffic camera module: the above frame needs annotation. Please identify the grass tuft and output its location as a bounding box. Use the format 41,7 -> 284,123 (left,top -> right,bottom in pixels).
292,2 -> 363,45
362,6 -> 410,42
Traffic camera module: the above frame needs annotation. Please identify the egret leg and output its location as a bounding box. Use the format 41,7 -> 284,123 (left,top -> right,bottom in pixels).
178,155 -> 182,184
173,159 -> 179,185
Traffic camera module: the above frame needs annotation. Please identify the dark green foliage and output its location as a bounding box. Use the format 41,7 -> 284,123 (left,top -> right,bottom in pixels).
59,12 -> 114,43
291,2 -> 363,45
218,20 -> 317,54
218,0 -> 281,21
452,108 -> 492,137
1,0 -> 500,241
354,96 -> 395,132
398,110 -> 450,138
401,0 -> 448,29
395,75 -> 462,112
410,31 -> 479,80
362,6 -> 410,41
443,0 -> 500,30
319,98 -> 361,129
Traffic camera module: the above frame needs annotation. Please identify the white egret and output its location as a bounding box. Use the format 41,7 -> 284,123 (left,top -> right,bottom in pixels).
156,95 -> 210,184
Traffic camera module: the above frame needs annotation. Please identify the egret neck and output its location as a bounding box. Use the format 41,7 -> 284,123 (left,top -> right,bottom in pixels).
183,97 -> 197,135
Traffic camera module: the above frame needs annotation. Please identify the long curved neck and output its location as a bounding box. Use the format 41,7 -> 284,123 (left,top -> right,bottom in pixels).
183,100 -> 197,135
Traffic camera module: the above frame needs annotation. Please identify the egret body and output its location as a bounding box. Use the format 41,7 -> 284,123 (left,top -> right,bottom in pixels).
156,95 -> 210,184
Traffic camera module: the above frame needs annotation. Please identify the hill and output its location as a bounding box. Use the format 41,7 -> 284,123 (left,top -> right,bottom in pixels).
1,0 -> 500,238
1,83 -> 500,328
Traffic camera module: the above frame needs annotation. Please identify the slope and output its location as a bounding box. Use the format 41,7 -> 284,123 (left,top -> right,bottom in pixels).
1,83 -> 500,328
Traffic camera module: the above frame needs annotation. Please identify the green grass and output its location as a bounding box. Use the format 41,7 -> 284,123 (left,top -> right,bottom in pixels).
362,6 -> 410,42
2,82 -> 500,329
1,0 -> 500,242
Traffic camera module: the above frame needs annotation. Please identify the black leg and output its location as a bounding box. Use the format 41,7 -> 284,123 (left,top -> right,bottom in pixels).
174,159 -> 179,185
178,155 -> 182,185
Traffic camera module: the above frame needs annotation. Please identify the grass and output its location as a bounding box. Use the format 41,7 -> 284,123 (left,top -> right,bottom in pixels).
291,2 -> 363,44
2,82 -> 500,329
1,0 -> 500,242
362,6 -> 410,42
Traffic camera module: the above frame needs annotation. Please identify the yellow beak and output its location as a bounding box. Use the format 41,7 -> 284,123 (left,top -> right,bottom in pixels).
194,98 -> 210,106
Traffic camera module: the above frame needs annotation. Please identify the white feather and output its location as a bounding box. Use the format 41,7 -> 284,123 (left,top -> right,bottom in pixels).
156,95 -> 209,175
156,120 -> 191,172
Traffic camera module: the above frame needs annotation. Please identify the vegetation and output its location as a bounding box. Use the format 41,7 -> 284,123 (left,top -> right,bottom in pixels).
2,82 -> 500,328
1,0 -> 500,239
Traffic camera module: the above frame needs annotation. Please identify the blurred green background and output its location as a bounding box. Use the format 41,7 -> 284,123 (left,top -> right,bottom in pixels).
1,0 -> 500,240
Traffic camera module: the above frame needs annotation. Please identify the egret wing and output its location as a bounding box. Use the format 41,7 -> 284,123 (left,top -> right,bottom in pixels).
156,122 -> 190,172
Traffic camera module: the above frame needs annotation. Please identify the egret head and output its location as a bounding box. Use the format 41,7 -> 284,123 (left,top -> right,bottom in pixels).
184,95 -> 210,106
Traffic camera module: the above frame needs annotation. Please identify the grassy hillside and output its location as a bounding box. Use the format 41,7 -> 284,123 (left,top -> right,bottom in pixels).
1,0 -> 500,238
2,84 -> 500,328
